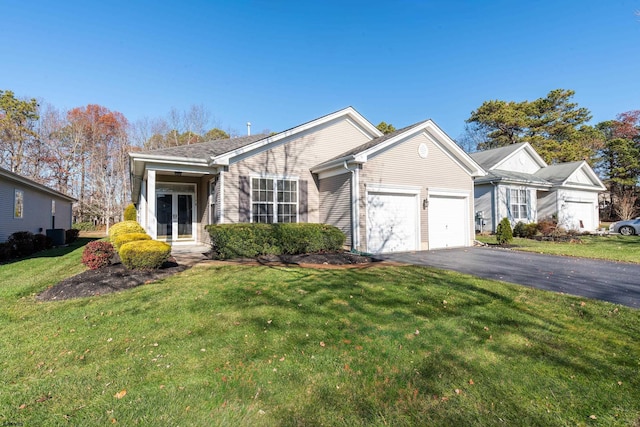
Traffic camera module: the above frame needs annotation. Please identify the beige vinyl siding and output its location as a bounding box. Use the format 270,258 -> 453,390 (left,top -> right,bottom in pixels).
358,132 -> 474,250
224,118 -> 371,223
319,173 -> 352,247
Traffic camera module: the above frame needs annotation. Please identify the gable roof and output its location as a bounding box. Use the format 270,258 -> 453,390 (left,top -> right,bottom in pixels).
134,134 -> 268,161
312,119 -> 485,178
0,166 -> 76,202
469,142 -> 547,171
534,161 -> 606,190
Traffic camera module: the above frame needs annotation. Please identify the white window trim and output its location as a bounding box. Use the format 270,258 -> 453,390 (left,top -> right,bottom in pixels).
250,176 -> 299,223
509,188 -> 529,221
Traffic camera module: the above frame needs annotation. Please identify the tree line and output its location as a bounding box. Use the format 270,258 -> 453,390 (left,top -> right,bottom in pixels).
0,89 -> 235,228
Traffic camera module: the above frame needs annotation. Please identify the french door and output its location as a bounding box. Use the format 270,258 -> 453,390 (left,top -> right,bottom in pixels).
156,192 -> 195,241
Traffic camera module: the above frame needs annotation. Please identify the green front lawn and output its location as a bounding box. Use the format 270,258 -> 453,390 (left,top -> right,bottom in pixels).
476,234 -> 640,263
0,243 -> 638,426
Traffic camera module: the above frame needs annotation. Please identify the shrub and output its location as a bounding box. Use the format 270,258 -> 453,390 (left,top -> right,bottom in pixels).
119,240 -> 171,270
123,203 -> 137,221
66,228 -> 80,244
33,233 -> 54,252
207,223 -> 279,259
513,222 -> 539,239
8,231 -> 35,257
73,222 -> 97,231
0,242 -> 14,262
82,241 -> 115,270
108,220 -> 145,242
113,232 -> 151,251
274,223 -> 345,254
205,223 -> 346,260
495,218 -> 513,245
537,217 -> 557,236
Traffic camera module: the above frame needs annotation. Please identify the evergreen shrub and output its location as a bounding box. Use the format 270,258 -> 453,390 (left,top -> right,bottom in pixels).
108,221 -> 145,242
123,203 -> 137,221
119,240 -> 171,270
495,218 -> 513,245
65,229 -> 80,244
82,241 -> 115,270
8,231 -> 35,257
113,232 -> 151,251
205,223 -> 346,260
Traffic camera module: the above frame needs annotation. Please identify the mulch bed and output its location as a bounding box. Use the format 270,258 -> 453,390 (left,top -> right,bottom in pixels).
37,252 -> 375,302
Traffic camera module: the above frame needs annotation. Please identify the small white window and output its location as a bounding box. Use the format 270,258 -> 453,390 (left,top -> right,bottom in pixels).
14,190 -> 24,219
52,200 -> 56,215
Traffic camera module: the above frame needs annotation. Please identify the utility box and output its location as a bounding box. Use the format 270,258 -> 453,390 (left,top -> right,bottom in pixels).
46,228 -> 65,246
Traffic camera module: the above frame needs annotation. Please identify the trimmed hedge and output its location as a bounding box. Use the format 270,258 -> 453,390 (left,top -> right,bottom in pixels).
119,240 -> 171,270
108,221 -> 145,242
113,232 -> 151,251
205,223 -> 346,260
496,217 -> 514,245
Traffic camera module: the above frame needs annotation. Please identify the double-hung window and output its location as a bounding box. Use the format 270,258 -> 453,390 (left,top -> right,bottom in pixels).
510,189 -> 528,220
251,177 -> 298,223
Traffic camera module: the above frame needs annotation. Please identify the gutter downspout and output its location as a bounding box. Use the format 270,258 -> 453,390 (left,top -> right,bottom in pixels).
343,161 -> 360,251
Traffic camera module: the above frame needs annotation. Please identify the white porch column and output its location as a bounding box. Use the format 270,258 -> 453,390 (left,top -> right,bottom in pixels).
140,180 -> 147,230
219,171 -> 225,224
148,170 -> 157,239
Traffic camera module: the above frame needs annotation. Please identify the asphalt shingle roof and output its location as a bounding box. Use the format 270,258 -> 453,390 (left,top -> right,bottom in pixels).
140,134 -> 268,159
469,143 -> 528,170
534,161 -> 583,184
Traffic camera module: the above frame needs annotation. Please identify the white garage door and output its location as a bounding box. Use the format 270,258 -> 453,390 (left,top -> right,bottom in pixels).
428,195 -> 468,249
564,202 -> 596,231
367,191 -> 419,254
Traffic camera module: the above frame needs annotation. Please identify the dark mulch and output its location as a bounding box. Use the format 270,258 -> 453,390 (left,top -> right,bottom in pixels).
257,252 -> 374,266
37,252 -> 374,302
37,260 -> 187,302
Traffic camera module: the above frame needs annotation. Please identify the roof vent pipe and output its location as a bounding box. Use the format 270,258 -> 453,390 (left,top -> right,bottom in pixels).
247,122 -> 251,136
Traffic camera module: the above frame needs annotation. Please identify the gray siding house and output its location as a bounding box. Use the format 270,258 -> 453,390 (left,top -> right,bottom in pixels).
0,167 -> 75,242
470,143 -> 606,233
129,107 -> 485,253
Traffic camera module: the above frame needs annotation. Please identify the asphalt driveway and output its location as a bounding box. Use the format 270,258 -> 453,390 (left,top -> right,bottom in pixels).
374,247 -> 640,308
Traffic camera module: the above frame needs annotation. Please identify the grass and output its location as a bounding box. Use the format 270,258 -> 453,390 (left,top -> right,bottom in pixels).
0,243 -> 639,426
476,234 -> 640,264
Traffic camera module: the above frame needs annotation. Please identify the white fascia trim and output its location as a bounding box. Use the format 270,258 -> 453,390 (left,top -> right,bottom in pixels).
493,142 -> 548,171
130,152 -> 208,165
561,161 -> 607,191
312,158 -> 362,178
366,183 -> 422,195
210,107 -> 382,167
145,162 -> 213,176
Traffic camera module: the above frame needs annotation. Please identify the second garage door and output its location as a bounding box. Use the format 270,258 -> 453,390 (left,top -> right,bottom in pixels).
428,194 -> 469,249
366,191 -> 419,254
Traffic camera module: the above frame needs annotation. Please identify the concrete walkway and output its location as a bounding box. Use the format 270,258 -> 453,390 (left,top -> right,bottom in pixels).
375,247 -> 640,308
170,244 -> 212,267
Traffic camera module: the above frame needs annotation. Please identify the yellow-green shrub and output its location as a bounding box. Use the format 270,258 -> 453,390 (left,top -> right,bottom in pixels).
113,232 -> 151,251
108,221 -> 145,242
119,240 -> 171,270
123,203 -> 137,221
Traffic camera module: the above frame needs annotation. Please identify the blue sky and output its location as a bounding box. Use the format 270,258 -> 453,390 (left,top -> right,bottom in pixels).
1,0 -> 639,141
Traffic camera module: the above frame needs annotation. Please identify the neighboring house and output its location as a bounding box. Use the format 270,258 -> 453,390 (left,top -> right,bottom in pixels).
0,166 -> 76,242
470,143 -> 606,233
129,107 -> 485,254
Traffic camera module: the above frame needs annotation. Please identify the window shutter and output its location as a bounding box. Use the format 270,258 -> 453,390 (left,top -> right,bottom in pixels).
505,188 -> 512,220
239,176 -> 250,222
526,189 -> 532,221
299,180 -> 308,223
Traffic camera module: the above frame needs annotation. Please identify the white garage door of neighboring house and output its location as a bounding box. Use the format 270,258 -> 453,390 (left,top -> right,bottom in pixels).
428,194 -> 469,249
366,191 -> 419,254
563,202 -> 596,231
